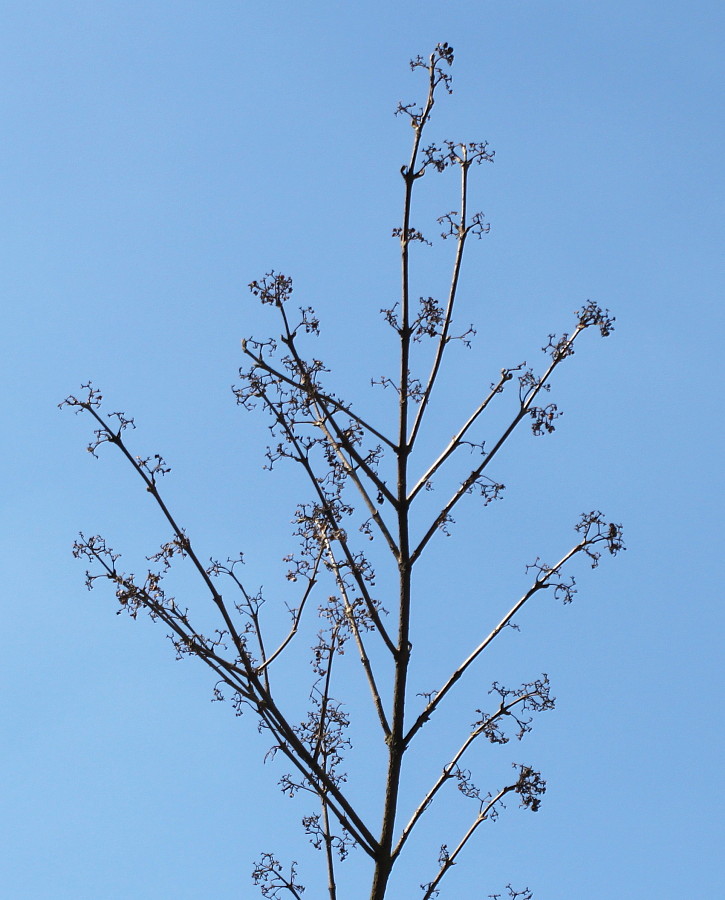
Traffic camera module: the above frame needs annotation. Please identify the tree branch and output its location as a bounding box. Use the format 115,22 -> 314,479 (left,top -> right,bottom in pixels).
408,367 -> 513,502
393,685 -> 549,860
242,339 -> 397,453
324,539 -> 391,738
253,547 -> 324,678
405,536 -> 588,747
411,321 -> 591,565
408,146 -> 473,449
420,786 -> 513,900
252,379 -> 397,655
321,797 -> 338,900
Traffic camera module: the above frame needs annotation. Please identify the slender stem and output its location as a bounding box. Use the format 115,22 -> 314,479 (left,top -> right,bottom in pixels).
411,326 -> 585,565
309,404 -> 400,560
420,786 -> 513,900
311,632 -> 338,764
405,543 -> 582,746
408,368 -> 510,502
325,540 -> 391,737
408,151 -> 470,449
83,406 -> 254,667
254,691 -> 380,858
321,795 -> 338,900
392,692 -> 537,860
254,547 -> 324,675
316,403 -> 397,509
276,326 -> 398,510
256,382 -> 397,655
242,343 -> 397,451
99,565 -> 255,701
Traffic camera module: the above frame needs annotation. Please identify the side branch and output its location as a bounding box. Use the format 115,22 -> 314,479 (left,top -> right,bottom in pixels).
253,547 -> 324,678
242,341 -> 397,452
408,367 -> 513,502
411,312 -> 612,564
254,380 -> 397,655
324,540 -> 391,738
408,144 -> 490,449
68,397 -> 250,661
420,786 -> 513,900
393,686 -> 549,860
405,514 -> 623,746
275,318 -> 397,507
307,402 -> 400,559
321,797 -> 339,900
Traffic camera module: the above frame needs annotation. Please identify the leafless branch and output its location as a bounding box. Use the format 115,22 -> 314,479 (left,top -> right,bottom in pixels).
254,547 -> 324,677
408,366 -> 515,502
324,538 -> 391,737
63,42 -> 621,900
420,785 -> 513,900
394,677 -> 553,860
411,311 -> 614,565
406,513 -> 623,745
408,142 -> 493,450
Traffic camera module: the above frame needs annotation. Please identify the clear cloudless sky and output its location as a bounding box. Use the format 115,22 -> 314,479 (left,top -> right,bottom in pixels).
1,2 -> 723,898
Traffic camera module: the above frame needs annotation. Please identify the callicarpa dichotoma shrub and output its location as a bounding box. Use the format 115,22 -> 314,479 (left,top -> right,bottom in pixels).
63,43 -> 623,900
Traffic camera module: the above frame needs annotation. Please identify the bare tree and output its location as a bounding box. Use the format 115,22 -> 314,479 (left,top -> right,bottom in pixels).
62,44 -> 623,899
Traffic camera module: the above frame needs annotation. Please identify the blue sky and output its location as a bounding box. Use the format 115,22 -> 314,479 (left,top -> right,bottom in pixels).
2,2 -> 723,897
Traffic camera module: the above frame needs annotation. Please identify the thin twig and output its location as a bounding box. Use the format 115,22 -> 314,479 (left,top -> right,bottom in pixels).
242,342 -> 397,452
411,325 -> 587,565
408,149 -> 470,449
405,543 -> 582,746
324,539 -> 391,738
393,691 -> 540,860
420,786 -> 513,900
408,367 -> 511,502
254,547 -> 324,676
